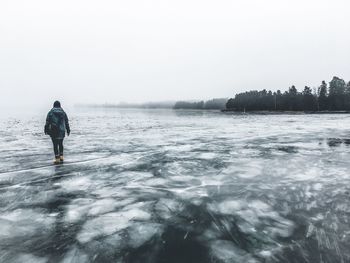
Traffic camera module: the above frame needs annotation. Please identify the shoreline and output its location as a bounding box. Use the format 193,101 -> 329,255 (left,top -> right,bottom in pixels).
221,110 -> 350,114
75,106 -> 350,114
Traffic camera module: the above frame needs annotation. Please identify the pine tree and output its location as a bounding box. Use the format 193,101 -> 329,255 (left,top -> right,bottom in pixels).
328,76 -> 346,110
302,86 -> 317,111
318,81 -> 328,111
345,81 -> 350,110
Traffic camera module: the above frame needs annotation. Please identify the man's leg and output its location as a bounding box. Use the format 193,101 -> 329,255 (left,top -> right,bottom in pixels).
58,139 -> 64,162
51,138 -> 60,164
51,138 -> 59,157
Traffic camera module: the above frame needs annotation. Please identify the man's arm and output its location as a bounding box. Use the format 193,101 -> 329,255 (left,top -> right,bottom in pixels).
64,112 -> 70,136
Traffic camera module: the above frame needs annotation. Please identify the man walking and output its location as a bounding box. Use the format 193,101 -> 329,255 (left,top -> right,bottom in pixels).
45,101 -> 70,164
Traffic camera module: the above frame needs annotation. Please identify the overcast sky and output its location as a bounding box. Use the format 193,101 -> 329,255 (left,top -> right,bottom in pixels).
1,0 -> 349,109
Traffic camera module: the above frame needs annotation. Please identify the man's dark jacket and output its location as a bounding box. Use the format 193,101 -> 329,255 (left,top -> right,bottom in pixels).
45,107 -> 70,139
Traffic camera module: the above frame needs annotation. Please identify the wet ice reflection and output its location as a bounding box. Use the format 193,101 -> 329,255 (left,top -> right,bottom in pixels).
0,109 -> 350,262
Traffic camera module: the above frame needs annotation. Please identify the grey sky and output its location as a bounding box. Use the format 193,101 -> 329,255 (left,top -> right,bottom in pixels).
1,0 -> 349,109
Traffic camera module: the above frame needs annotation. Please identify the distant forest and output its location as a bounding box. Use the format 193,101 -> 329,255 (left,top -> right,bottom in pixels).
173,98 -> 227,110
80,101 -> 175,109
226,77 -> 350,112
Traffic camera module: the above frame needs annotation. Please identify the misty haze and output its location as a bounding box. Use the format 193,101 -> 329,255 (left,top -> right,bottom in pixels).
1,0 -> 350,263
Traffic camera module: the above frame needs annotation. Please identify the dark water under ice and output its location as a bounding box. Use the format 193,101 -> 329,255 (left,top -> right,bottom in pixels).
1,109 -> 350,263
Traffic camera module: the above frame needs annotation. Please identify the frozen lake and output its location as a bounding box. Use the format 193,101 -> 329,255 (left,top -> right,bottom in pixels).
0,109 -> 350,263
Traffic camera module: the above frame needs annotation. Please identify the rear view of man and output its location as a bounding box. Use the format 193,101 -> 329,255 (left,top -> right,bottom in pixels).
45,101 -> 70,164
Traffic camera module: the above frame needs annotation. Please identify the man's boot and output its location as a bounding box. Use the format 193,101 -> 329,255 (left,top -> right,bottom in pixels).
60,155 -> 64,163
54,156 -> 60,165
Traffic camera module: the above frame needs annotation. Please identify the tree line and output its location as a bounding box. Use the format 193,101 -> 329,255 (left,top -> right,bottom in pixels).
226,77 -> 350,111
174,98 -> 228,110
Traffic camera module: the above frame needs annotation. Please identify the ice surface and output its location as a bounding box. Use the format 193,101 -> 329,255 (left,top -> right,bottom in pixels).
1,109 -> 350,262
2,253 -> 48,263
0,209 -> 56,239
127,222 -> 163,248
77,208 -> 151,243
60,246 -> 89,263
210,240 -> 258,263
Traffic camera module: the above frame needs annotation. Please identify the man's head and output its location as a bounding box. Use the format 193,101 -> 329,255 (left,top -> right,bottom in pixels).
53,101 -> 61,108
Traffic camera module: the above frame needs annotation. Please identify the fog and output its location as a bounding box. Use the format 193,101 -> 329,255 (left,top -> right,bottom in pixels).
1,0 -> 349,110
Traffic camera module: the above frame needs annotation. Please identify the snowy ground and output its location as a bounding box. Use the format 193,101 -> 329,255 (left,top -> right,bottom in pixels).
0,109 -> 350,263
